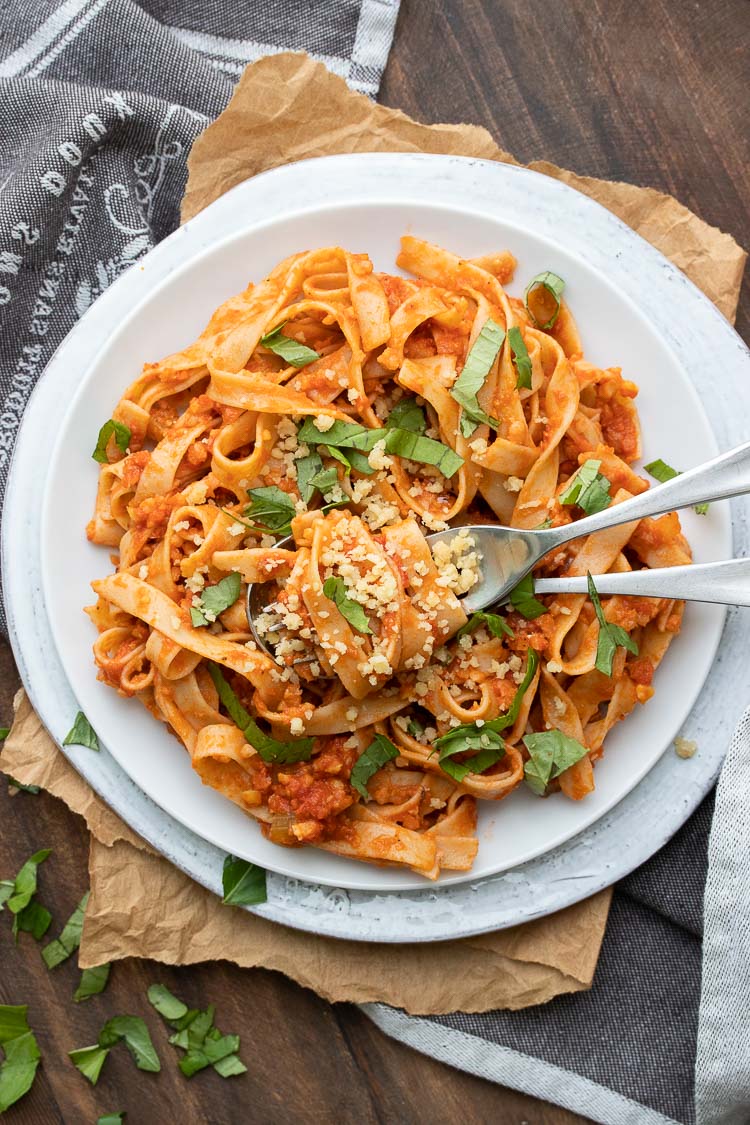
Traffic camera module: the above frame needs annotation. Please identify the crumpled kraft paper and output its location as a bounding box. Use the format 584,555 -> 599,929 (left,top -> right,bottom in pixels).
2,50 -> 745,1016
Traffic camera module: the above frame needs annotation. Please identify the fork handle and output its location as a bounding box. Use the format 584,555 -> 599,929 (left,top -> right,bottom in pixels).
540,440 -> 750,550
534,559 -> 750,606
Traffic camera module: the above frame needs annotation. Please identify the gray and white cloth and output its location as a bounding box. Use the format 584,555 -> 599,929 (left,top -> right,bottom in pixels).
0,6 -> 745,1124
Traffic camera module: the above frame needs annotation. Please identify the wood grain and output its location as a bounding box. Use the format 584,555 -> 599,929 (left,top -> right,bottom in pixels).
2,1 -> 748,1120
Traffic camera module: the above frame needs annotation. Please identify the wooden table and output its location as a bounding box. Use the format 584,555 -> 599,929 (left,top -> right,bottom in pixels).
2,1 -> 748,1121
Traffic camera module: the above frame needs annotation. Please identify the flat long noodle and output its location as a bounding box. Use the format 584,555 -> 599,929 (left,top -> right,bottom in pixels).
85,237 -> 691,879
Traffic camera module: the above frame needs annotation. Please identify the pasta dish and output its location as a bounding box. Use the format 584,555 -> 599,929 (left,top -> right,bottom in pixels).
86,237 -> 691,879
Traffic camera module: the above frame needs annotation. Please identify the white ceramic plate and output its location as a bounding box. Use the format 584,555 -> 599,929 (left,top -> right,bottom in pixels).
37,157 -> 731,892
15,155 -> 744,906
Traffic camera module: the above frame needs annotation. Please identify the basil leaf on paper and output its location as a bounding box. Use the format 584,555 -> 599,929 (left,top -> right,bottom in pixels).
243,486 -> 296,536
69,1044 -> 110,1085
222,856 -> 267,906
587,572 -> 638,676
507,325 -> 532,390
560,459 -> 611,515
75,963 -> 111,1002
457,611 -> 515,640
63,711 -> 99,751
190,572 -> 241,628
260,323 -> 320,367
523,730 -> 589,795
92,419 -> 130,464
507,573 -> 547,620
350,734 -> 400,799
0,1005 -> 42,1113
299,417 -> 463,478
524,271 -> 565,330
42,892 -> 89,969
644,458 -> 709,515
449,318 -> 504,436
207,663 -> 314,763
98,1016 -> 160,1073
323,576 -> 373,635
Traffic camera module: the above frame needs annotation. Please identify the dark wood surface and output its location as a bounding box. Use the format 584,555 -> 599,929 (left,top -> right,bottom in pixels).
2,1 -> 748,1121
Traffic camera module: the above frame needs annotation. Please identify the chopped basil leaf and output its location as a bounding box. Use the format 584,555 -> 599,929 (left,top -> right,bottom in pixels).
14,901 -> 52,942
213,1054 -> 248,1077
222,856 -> 267,906
508,573 -> 547,620
407,718 -> 424,738
190,572 -> 241,628
524,271 -> 565,330
74,963 -> 111,1002
326,445 -> 375,476
322,445 -> 351,472
450,319 -> 504,436
42,892 -> 88,969
307,465 -> 340,496
382,428 -> 464,478
587,572 -> 639,676
98,1016 -> 160,1073
435,651 -> 539,781
243,486 -> 296,537
7,778 -> 39,795
560,459 -> 611,515
207,663 -> 314,762
92,419 -> 130,464
3,849 -> 50,918
147,985 -> 189,1022
0,728 -> 9,739
70,1044 -> 110,1085
260,323 -> 320,368
457,611 -> 515,640
298,418 -> 382,451
323,575 -> 373,634
386,398 -> 427,434
644,458 -> 709,515
149,986 -> 246,1078
295,450 -> 324,502
97,1114 -> 125,1125
0,1005 -> 41,1113
350,734 -> 399,799
507,326 -> 532,390
523,730 -> 589,795
63,711 -> 99,751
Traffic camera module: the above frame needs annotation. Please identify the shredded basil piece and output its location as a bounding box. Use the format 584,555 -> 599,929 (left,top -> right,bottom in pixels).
190,572 -> 241,628
524,271 -> 565,330
323,576 -> 373,635
147,985 -> 189,1022
350,734 -> 399,799
508,573 -> 547,620
450,319 -> 504,436
387,398 -> 427,433
92,419 -> 130,464
407,718 -> 424,738
74,963 -> 111,1003
7,777 -> 39,795
587,572 -> 639,676
0,1006 -> 41,1113
307,465 -> 340,496
435,651 -> 539,782
260,322 -> 320,367
63,711 -> 99,751
69,1044 -> 110,1085
560,459 -> 611,515
14,901 -> 52,942
97,1113 -> 125,1124
295,450 -> 324,502
457,611 -> 515,640
507,326 -> 532,390
298,417 -> 463,478
207,663 -> 314,762
298,418 -> 382,450
148,985 -> 246,1078
644,458 -> 709,515
0,727 -> 9,739
97,1016 -> 160,1073
243,486 -> 296,536
42,892 -> 88,969
222,856 -> 267,906
523,730 -> 589,795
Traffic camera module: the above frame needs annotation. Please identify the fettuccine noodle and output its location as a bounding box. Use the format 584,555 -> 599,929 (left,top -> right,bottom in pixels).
86,238 -> 691,879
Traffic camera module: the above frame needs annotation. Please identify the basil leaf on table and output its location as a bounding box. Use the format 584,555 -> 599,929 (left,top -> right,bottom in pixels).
98,1015 -> 161,1072
450,318 -> 504,436
75,962 -> 111,1002
260,323 -> 320,368
97,1114 -> 126,1125
0,1005 -> 42,1113
148,984 -> 247,1078
42,892 -> 89,969
69,1044 -> 110,1085
207,664 -> 314,763
350,734 -> 400,799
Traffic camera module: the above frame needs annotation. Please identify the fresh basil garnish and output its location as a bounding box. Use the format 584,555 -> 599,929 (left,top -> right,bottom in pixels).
450,319 -> 504,437
190,573 -> 241,628
307,465 -> 340,496
386,398 -> 427,433
260,322 -> 320,367
69,1044 -> 110,1085
644,458 -> 709,515
243,486 -> 296,537
587,572 -> 638,676
42,892 -> 88,969
63,711 -> 99,751
350,734 -> 399,799
323,576 -> 372,635
298,419 -> 463,478
148,984 -> 247,1078
221,856 -> 267,906
74,963 -> 111,1003
507,326 -> 532,390
0,1005 -> 41,1113
560,459 -> 611,515
207,664 -> 314,762
92,419 -> 130,464
98,1016 -> 161,1073
508,574 -> 547,620
457,611 -> 515,640
523,729 -> 589,795
1,849 -> 52,942
524,271 -> 565,330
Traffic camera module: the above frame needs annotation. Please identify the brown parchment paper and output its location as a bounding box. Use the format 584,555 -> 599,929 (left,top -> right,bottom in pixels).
2,51 -> 745,1017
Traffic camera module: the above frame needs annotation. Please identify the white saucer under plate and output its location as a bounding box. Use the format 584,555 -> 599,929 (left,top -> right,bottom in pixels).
4,154 -> 749,940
